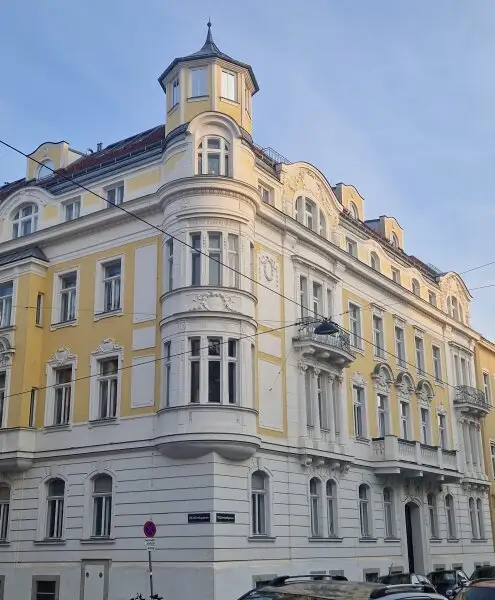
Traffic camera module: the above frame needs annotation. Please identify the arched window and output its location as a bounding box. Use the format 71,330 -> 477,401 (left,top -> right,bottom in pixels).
0,484 -> 10,541
326,479 -> 337,537
411,278 -> 420,296
319,211 -> 327,238
92,474 -> 112,538
309,477 -> 322,537
37,159 -> 54,180
197,137 -> 230,176
449,296 -> 463,323
46,478 -> 65,539
445,494 -> 456,539
251,471 -> 268,536
390,232 -> 399,248
370,252 -> 380,272
12,203 -> 38,239
295,196 -> 318,231
476,498 -> 485,539
383,487 -> 395,538
349,202 -> 359,220
427,493 -> 438,538
359,484 -> 372,537
469,497 -> 477,538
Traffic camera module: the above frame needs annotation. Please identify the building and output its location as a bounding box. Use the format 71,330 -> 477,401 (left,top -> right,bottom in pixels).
0,23 -> 494,600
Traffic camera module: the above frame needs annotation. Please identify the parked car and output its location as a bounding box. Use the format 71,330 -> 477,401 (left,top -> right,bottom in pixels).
236,574 -> 444,600
378,574 -> 434,587
427,569 -> 469,598
454,579 -> 495,600
471,568 -> 495,581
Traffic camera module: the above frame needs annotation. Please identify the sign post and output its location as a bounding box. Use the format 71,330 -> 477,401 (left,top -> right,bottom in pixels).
143,520 -> 157,599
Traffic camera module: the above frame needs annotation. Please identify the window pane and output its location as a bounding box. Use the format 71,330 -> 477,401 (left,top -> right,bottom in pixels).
208,361 -> 221,402
228,362 -> 236,404
207,154 -> 220,175
190,361 -> 200,403
94,475 -> 112,494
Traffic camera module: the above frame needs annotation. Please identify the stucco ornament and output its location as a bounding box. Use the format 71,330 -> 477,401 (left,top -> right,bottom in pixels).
351,371 -> 366,388
48,347 -> 76,367
416,381 -> 433,407
0,338 -> 13,367
258,254 -> 279,287
93,338 -> 123,355
190,291 -> 234,312
372,365 -> 392,394
395,373 -> 414,400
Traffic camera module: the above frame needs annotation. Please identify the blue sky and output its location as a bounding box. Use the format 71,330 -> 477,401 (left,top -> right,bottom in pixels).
1,1 -> 495,337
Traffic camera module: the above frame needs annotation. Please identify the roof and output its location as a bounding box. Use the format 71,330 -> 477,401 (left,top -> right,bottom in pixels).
0,245 -> 48,267
158,23 -> 259,93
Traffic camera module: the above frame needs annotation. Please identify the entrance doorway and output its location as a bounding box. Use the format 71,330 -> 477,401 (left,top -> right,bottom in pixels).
405,502 -> 424,574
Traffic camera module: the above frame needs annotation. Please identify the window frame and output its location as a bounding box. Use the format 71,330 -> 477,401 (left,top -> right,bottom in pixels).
63,197 -> 81,222
51,268 -> 79,327
420,406 -> 431,445
391,267 -> 401,284
445,493 -> 457,539
469,497 -> 478,539
58,271 -> 78,324
370,252 -> 380,272
427,493 -> 439,539
171,76 -> 180,107
346,237 -> 358,257
0,280 -> 13,329
45,478 -> 65,540
309,477 -> 323,537
411,278 -> 421,297
221,69 -> 237,101
36,160 -> 55,181
197,137 -> 230,176
490,443 -> 495,478
12,203 -> 38,239
49,366 -> 74,427
188,231 -> 240,288
432,345 -> 443,383
0,484 -> 10,542
383,487 -> 396,538
349,302 -> 362,349
437,413 -> 447,449
377,394 -> 389,437
89,343 -> 123,422
190,66 -> 207,98
94,255 -> 124,318
415,335 -> 425,375
105,183 -> 124,208
326,479 -> 338,537
353,385 -> 367,439
483,372 -> 492,405
31,576 -> 60,600
165,238 -> 174,293
372,314 -> 385,358
163,340 -> 172,408
258,183 -> 273,206
251,470 -> 269,537
91,474 -> 113,539
399,399 -> 410,440
358,484 -> 372,538
476,497 -> 485,539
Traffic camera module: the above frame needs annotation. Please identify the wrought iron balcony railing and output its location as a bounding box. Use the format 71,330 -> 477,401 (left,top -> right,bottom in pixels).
454,385 -> 492,413
295,321 -> 354,355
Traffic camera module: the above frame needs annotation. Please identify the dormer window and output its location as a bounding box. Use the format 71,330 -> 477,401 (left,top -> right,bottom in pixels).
370,252 -> 380,272
37,160 -> 54,180
411,278 -> 420,296
349,202 -> 359,220
190,68 -> 207,97
305,199 -> 315,229
197,137 -> 230,176
12,204 -> 38,239
319,212 -> 326,238
221,70 -> 237,101
449,296 -> 464,323
390,232 -> 399,249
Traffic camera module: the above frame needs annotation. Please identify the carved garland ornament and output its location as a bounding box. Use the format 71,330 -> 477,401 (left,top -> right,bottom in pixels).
92,338 -> 123,356
47,347 -> 76,367
189,291 -> 235,312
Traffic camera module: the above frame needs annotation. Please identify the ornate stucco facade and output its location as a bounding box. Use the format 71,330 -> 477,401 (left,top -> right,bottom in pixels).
0,24 -> 494,600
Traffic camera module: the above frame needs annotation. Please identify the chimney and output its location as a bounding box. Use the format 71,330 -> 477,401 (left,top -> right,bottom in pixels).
97,142 -> 103,152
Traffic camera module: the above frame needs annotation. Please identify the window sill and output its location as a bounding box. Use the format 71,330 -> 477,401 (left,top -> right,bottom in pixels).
94,309 -> 123,321
447,537 -> 460,543
187,95 -> 209,102
248,536 -> 276,543
34,538 -> 66,545
359,537 -> 377,543
80,537 -> 116,545
89,417 -> 119,428
355,436 -> 371,445
0,540 -> 9,546
51,319 -> 77,331
430,537 -> 443,543
44,424 -> 71,432
0,324 -> 15,332
472,538 -> 488,543
384,537 -> 401,543
167,103 -> 179,116
219,96 -> 239,106
308,536 -> 343,543
351,346 -> 365,355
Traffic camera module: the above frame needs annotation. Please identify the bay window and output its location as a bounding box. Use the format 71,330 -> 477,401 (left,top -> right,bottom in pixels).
197,137 -> 230,176
189,231 -> 240,287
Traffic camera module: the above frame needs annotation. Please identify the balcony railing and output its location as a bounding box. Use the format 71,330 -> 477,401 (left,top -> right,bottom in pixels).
454,385 -> 492,415
295,321 -> 353,353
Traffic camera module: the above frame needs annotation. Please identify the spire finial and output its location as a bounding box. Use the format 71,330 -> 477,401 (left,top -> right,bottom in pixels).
206,19 -> 213,42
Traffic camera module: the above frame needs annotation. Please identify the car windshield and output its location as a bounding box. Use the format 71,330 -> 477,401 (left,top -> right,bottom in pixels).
473,569 -> 495,579
379,574 -> 411,585
430,573 -> 456,584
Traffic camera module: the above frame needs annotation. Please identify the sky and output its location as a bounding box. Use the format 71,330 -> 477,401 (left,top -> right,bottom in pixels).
1,1 -> 495,336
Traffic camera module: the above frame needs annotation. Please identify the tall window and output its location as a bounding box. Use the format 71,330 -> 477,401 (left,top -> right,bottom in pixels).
92,474 -> 112,538
36,292 -> 43,325
359,484 -> 371,537
0,372 -> 5,429
391,267 -> 401,284
309,477 -> 322,537
370,252 -> 380,272
390,232 -> 399,248
46,478 -> 65,539
191,233 -> 201,285
395,326 -> 406,367
172,77 -> 180,106
326,480 -> 337,537
258,183 -> 271,205
312,282 -> 322,319
354,386 -> 366,438
59,272 -> 77,322
37,159 -> 54,180
227,234 -> 239,287
427,493 -> 438,538
372,315 -> 385,358
304,200 -> 315,230
34,580 -> 58,600
432,346 -> 442,383
228,339 -> 238,404
251,471 -> 268,536
299,276 -> 308,320
96,358 -> 118,419
0,485 -> 9,541
207,337 -> 221,402
428,291 -> 437,306
483,373 -> 492,405
189,338 -> 201,403
319,212 -> 326,238
12,204 -> 38,238
420,407 -> 430,444
476,498 -> 485,538
208,233 -> 221,285
317,374 -> 329,430
469,497 -> 478,539
103,260 -> 121,312
491,444 -> 495,478
305,370 -> 313,427
400,401 -> 410,439
377,395 -> 388,437
445,494 -> 456,539
383,488 -> 395,538
415,336 -> 425,374
64,198 -> 80,221
411,278 -> 420,296
0,281 -> 13,328
190,67 -> 207,97
197,137 -> 230,176
349,303 -> 362,349
53,367 -> 72,425
165,239 -> 174,292
164,341 -> 171,407
438,413 -> 447,449
450,296 -> 463,322
348,202 -> 359,219
221,70 -> 237,100
106,184 -> 124,207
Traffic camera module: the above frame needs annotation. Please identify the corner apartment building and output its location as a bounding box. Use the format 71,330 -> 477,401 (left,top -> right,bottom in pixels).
0,24 -> 493,600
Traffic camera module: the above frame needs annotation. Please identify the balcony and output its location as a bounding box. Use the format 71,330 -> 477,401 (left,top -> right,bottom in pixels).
372,435 -> 460,481
454,385 -> 492,417
293,322 -> 355,367
154,404 -> 261,461
0,427 -> 36,471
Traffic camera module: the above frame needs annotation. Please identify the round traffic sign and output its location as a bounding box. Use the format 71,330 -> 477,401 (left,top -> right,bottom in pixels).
143,520 -> 157,538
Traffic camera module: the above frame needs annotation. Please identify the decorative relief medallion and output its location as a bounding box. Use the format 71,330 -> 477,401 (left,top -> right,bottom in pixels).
190,291 -> 235,312
48,347 -> 76,367
351,371 -> 366,388
259,254 -> 279,286
92,338 -> 123,356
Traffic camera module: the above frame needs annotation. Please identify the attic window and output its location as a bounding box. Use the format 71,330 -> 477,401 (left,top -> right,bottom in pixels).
37,160 -> 54,180
348,202 -> 359,220
390,232 -> 399,249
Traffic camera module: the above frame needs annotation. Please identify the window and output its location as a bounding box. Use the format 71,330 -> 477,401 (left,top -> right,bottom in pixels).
52,367 -> 72,425
228,339 -> 238,404
106,184 -> 124,207
0,282 -> 13,328
429,291 -> 437,306
383,488 -> 395,537
377,394 -> 388,437
427,493 -> 438,538
420,407 -> 430,444
432,346 -> 442,383
327,289 -> 333,318
445,494 -> 456,539
346,238 -> 357,257
59,272 -> 77,323
309,478 -> 322,537
46,478 -> 65,539
197,137 -> 230,176
258,184 -> 272,205
64,198 -> 80,222
164,341 -> 171,407
319,212 -> 327,238
391,267 -> 401,284
251,471 -> 268,536
354,386 -> 366,438
37,159 -> 54,180
390,232 -> 399,248
190,67 -> 207,97
12,203 -> 38,238
305,370 -> 313,427
0,372 -> 5,428
250,243 -> 254,293
207,337 -> 221,402
491,444 -> 495,478
365,572 -> 380,583
400,401 -> 410,439
29,388 -> 37,428
359,484 -> 371,537
415,336 -> 425,374
477,498 -> 485,538
394,326 -> 406,368
221,70 -> 237,100
245,86 -> 251,114
172,77 -> 180,106
438,413 -> 447,449
483,373 -> 492,405
370,252 -> 380,272
34,579 -> 59,600
348,202 -> 359,219
190,338 -> 201,403
36,293 -> 43,326
317,373 -> 329,430
96,358 -> 118,420
326,480 -> 337,536
102,260 -> 121,313
227,234 -> 239,287
411,278 -> 420,296
349,303 -> 362,349
191,233 -> 201,285
299,276 -> 308,320
0,485 -> 9,541
372,315 -> 385,358
449,296 -> 463,322
305,199 -> 315,229
469,497 -> 478,539
165,239 -> 174,292
312,282 -> 322,319
92,474 -> 112,537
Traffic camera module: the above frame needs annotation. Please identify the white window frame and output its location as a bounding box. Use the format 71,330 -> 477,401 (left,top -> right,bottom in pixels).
326,479 -> 338,537
490,443 -> 495,478
349,302 -> 362,349
411,278 -> 420,296
377,394 -> 389,437
163,341 -> 171,408
420,406 -> 431,445
309,477 -> 323,537
91,474 -> 113,538
250,470 -> 270,537
427,493 -> 439,538
12,203 -> 38,238
0,280 -> 13,328
476,498 -> 485,539
221,69 -> 237,101
190,66 -> 207,98
36,292 -> 44,326
63,197 -> 81,222
165,238 -> 174,292
44,357 -> 76,428
359,484 -> 372,538
415,335 -> 425,375
94,255 -> 124,318
370,252 -> 380,272
171,77 -> 180,107
400,400 -> 410,440
105,183 -> 124,207
37,159 -> 54,180
383,487 -> 396,538
372,314 -> 385,358
483,372 -> 492,405
45,478 -> 65,540
51,268 -> 80,327
469,497 -> 478,539
188,231 -> 240,288
391,267 -> 401,284
346,237 -> 358,257
0,484 -> 10,542
428,291 -> 437,306
58,271 -> 78,324
353,385 -> 367,438
438,412 -> 448,449
258,182 -> 273,205
432,345 -> 443,383
197,136 -> 230,176
89,342 -> 123,422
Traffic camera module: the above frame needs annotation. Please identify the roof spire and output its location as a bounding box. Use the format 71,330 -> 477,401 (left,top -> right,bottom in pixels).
206,19 -> 213,43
